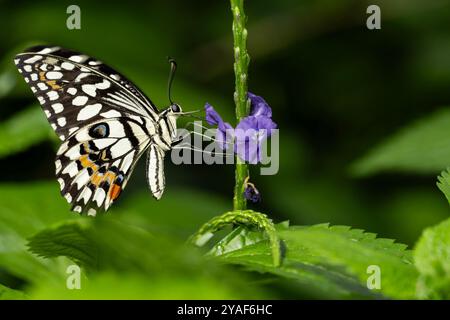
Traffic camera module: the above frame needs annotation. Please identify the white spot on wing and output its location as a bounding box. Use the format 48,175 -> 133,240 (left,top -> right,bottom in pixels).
51,103 -> 64,113
37,83 -> 48,91
62,161 -> 79,178
75,73 -> 90,82
78,187 -> 92,204
37,47 -> 60,54
110,139 -> 132,158
72,96 -> 88,106
64,193 -> 72,203
47,91 -> 59,101
69,55 -> 88,63
93,188 -> 106,207
61,62 -> 75,70
82,84 -> 97,97
55,159 -> 62,174
121,151 -> 135,173
100,110 -> 121,118
57,117 -> 66,127
77,103 -> 102,120
75,169 -> 90,190
67,87 -> 77,95
93,138 -> 116,149
57,178 -> 65,190
96,79 -> 110,89
24,55 -> 43,64
46,71 -> 63,80
88,60 -> 102,66
68,127 -> 79,135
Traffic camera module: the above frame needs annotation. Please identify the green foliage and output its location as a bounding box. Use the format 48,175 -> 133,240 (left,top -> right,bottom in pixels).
0,183 -> 75,290
437,168 -> 450,206
209,223 -> 417,299
414,218 -> 450,299
0,181 -> 420,299
0,182 -> 270,299
0,106 -> 54,158
0,283 -> 27,300
351,108 -> 450,176
26,217 -> 269,299
191,210 -> 280,267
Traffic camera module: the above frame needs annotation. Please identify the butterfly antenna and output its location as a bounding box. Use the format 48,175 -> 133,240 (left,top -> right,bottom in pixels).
167,57 -> 177,105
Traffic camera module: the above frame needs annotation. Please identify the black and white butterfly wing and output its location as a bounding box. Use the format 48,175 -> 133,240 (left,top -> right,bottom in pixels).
14,45 -> 159,141
56,118 -> 151,215
14,45 -> 162,214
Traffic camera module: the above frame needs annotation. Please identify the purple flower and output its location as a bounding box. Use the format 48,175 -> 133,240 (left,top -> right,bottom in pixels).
205,103 -> 223,126
244,182 -> 261,203
248,92 -> 272,118
205,103 -> 234,150
235,116 -> 277,164
204,92 -> 277,162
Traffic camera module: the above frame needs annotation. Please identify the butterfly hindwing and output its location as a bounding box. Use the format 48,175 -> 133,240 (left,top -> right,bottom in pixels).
56,118 -> 151,215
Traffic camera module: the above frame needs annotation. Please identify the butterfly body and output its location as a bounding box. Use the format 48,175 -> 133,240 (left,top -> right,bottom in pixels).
14,46 -> 181,215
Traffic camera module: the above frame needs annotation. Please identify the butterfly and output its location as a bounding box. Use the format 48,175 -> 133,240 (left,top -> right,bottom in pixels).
14,45 -> 184,216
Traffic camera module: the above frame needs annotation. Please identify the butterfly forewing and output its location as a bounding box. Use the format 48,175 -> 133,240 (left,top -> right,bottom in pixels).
13,45 -> 170,215
14,46 -> 159,140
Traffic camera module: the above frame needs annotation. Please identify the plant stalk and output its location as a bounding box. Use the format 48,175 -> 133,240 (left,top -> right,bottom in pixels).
231,0 -> 250,211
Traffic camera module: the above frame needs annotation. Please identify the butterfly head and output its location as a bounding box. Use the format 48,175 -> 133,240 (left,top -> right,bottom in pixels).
169,103 -> 182,114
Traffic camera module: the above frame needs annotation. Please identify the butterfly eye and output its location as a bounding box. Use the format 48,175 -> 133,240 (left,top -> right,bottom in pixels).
171,104 -> 181,113
89,123 -> 109,138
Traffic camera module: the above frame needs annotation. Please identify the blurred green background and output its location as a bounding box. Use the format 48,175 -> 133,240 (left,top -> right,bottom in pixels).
1,0 -> 450,299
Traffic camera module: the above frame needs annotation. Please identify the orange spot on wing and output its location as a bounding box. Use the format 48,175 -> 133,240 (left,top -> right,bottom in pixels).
90,172 -> 103,186
39,71 -> 62,90
46,80 -> 61,90
79,155 -> 98,172
109,184 -> 122,201
103,172 -> 116,185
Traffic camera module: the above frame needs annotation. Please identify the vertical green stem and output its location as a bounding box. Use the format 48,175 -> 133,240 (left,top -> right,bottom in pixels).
231,0 -> 250,211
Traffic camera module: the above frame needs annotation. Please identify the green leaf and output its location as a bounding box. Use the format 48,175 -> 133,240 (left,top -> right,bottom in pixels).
414,217 -> 450,299
437,168 -> 450,205
190,210 -> 281,266
211,224 -> 417,299
0,106 -> 54,158
351,108 -> 450,176
26,218 -> 271,299
29,272 -> 262,300
0,283 -> 27,300
0,182 -> 74,285
27,219 -> 97,271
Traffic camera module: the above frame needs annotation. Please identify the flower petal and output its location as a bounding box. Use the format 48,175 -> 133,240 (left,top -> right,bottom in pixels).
248,92 -> 272,118
216,122 -> 234,150
205,103 -> 224,126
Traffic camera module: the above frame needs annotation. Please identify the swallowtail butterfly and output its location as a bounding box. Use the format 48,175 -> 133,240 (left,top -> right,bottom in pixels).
14,46 -> 183,216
